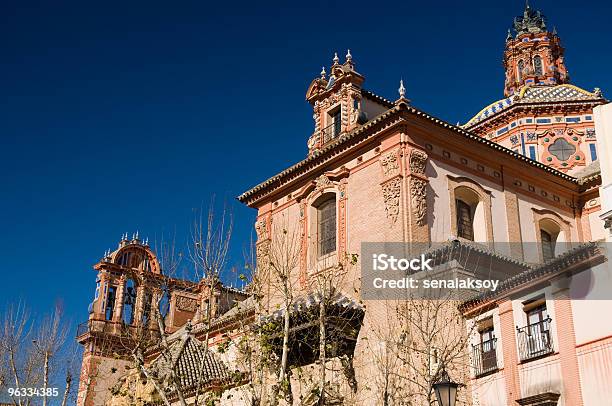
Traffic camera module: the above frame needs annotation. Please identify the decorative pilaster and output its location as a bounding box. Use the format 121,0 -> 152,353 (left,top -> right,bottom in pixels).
499,300 -> 521,405
380,149 -> 403,228
407,148 -> 430,243
338,180 -> 348,258
551,276 -> 584,406
298,200 -> 308,287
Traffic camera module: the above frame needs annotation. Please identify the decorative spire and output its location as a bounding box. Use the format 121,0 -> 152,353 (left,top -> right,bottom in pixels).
552,26 -> 557,36
513,3 -> 547,35
398,79 -> 406,98
320,66 -> 326,79
346,49 -> 352,62
333,52 -> 339,65
506,29 -> 513,42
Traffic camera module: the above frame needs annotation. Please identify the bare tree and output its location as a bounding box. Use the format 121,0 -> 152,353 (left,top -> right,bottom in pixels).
0,301 -> 76,406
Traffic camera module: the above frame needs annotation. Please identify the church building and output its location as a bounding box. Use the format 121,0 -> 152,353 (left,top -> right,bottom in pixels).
77,4 -> 612,406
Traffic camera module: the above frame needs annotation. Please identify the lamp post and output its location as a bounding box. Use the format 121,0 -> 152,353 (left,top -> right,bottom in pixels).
433,367 -> 462,406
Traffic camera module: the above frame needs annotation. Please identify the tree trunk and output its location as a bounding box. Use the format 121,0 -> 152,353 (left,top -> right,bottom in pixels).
60,372 -> 72,406
318,300 -> 326,405
42,351 -> 49,406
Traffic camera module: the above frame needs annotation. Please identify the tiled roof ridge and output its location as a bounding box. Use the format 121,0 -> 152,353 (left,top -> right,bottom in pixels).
460,241 -> 601,312
464,83 -> 604,128
360,89 -> 394,108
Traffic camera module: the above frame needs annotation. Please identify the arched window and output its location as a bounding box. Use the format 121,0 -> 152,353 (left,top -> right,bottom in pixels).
316,196 -> 336,256
518,60 -> 525,82
456,199 -> 474,241
122,279 -> 137,325
540,229 -> 555,261
539,219 -> 562,262
533,55 -> 543,76
105,285 -> 117,321
141,290 -> 152,326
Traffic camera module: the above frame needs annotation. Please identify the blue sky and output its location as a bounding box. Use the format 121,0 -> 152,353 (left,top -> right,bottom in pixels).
1,0 -> 611,327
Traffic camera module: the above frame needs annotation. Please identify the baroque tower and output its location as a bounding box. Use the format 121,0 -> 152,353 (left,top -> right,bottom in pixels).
464,3 -> 606,174
503,4 -> 569,97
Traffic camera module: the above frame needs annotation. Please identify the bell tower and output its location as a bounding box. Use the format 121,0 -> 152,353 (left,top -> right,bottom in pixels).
503,3 -> 569,97
76,233 -> 169,406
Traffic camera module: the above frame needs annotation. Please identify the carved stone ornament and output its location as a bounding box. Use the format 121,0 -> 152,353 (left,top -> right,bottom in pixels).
175,295 -> 198,312
256,240 -> 271,269
315,174 -> 332,191
255,218 -> 268,240
382,177 -> 402,225
410,178 -> 427,226
409,149 -> 428,175
380,151 -> 400,177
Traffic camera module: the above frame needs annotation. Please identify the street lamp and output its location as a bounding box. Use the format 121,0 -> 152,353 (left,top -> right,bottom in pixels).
433,367 -> 461,406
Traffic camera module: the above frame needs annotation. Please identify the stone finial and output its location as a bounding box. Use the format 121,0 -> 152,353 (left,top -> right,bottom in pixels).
320,66 -> 326,78
346,49 -> 352,62
506,29 -> 513,42
333,52 -> 339,65
398,79 -> 406,98
594,87 -> 603,97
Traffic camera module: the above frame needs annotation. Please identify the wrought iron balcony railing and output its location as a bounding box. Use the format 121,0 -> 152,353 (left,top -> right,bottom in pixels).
320,120 -> 342,144
472,337 -> 498,376
517,317 -> 553,361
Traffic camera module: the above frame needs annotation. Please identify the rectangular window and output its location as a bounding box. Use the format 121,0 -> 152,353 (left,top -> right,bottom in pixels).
478,326 -> 497,374
497,126 -> 509,135
529,145 -> 537,160
566,117 -> 581,123
590,143 -> 598,161
456,199 -> 474,241
585,115 -> 593,121
536,118 -> 551,124
318,198 -> 337,256
518,300 -> 553,360
526,119 -> 533,123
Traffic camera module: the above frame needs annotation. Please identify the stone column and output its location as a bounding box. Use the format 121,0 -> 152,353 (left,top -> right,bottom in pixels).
498,300 -> 521,405
551,276 -> 584,406
112,275 -> 126,323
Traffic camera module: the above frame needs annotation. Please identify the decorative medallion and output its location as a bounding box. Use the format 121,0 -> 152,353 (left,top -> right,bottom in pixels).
409,150 -> 428,174
315,174 -> 332,191
380,151 -> 400,177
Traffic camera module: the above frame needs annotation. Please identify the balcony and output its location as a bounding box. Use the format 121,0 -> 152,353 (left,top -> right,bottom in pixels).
76,319 -> 160,342
517,317 -> 553,361
320,120 -> 342,144
472,337 -> 498,377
